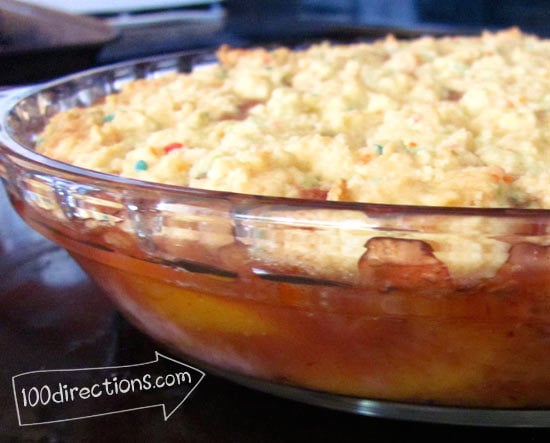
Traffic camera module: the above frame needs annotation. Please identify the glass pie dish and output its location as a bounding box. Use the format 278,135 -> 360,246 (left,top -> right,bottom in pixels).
0,49 -> 549,427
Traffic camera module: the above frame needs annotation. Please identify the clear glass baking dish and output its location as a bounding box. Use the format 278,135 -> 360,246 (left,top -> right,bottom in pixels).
0,49 -> 548,427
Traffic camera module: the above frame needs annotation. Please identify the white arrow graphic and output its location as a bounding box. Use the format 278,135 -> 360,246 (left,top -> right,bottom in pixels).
12,351 -> 205,426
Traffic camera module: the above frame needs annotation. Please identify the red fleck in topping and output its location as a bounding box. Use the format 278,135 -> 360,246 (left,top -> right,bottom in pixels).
300,188 -> 328,200
488,166 -> 516,183
359,153 -> 373,163
163,142 -> 184,153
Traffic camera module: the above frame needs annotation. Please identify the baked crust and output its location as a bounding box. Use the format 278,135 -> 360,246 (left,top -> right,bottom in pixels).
38,28 -> 549,209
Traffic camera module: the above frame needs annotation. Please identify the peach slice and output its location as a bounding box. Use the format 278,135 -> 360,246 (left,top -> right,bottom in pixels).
358,237 -> 452,292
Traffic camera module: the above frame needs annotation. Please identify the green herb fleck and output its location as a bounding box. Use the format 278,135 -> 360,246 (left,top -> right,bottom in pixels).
134,160 -> 148,171
103,113 -> 115,123
375,144 -> 384,155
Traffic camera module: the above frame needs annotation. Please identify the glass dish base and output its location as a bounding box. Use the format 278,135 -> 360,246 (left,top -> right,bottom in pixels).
196,359 -> 550,428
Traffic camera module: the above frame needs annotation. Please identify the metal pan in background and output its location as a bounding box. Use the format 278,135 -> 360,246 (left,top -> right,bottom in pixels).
0,0 -> 118,85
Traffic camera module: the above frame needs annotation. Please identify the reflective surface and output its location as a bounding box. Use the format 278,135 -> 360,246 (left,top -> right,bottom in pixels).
2,185 -> 550,440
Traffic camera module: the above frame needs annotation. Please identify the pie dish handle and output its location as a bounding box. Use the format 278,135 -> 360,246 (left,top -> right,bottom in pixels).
0,85 -> 35,102
0,85 -> 37,182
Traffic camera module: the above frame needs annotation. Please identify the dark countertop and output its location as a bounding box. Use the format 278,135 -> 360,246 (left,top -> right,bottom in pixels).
2,184 -> 550,441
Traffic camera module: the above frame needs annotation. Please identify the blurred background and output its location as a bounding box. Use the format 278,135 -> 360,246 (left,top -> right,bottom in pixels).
1,0 -> 549,83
